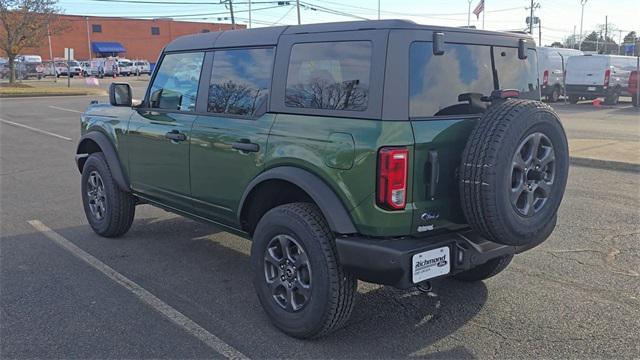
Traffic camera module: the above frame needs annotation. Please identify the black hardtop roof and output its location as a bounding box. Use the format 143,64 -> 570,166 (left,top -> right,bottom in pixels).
164,19 -> 532,52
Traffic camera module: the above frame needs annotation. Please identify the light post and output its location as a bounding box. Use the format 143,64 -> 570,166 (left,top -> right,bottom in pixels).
579,0 -> 587,51
467,0 -> 472,26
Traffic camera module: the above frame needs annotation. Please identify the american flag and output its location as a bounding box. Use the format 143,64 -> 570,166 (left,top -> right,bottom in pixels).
473,0 -> 485,19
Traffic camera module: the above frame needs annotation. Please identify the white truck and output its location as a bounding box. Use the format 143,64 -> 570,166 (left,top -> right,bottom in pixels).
537,47 -> 583,102
565,54 -> 638,105
117,59 -> 135,76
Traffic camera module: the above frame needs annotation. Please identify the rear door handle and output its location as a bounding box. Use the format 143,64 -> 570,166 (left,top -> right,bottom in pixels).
232,139 -> 259,152
165,130 -> 187,142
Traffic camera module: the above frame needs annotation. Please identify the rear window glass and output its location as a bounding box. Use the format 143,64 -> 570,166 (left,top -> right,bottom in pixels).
208,48 -> 275,116
285,41 -> 371,111
493,47 -> 539,97
410,42 -> 494,118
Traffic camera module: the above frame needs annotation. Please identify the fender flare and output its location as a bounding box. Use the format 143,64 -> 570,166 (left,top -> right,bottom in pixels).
238,166 -> 358,235
76,131 -> 130,192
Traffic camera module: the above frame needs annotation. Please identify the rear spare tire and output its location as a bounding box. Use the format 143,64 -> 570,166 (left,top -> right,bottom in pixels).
460,99 -> 569,247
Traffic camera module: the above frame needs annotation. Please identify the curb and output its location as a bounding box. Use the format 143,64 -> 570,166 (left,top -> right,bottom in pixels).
570,157 -> 640,173
0,92 -> 105,98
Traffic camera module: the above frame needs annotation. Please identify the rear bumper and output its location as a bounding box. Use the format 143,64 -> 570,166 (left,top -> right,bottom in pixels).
565,84 -> 610,97
336,230 -> 534,289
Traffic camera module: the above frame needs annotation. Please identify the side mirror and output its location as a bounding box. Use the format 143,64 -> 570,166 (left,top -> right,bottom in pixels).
518,39 -> 528,59
109,83 -> 132,107
433,32 -> 445,55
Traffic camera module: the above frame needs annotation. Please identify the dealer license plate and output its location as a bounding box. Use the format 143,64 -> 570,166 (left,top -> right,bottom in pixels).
587,86 -> 596,91
412,246 -> 450,283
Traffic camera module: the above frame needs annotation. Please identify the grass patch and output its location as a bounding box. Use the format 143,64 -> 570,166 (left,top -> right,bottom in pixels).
0,86 -> 105,97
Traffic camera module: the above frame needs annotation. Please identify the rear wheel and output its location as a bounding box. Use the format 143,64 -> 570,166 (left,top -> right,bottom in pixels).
81,153 -> 135,237
568,95 -> 579,104
453,255 -> 514,282
604,91 -> 619,105
547,86 -> 560,103
459,99 -> 569,247
251,203 -> 356,339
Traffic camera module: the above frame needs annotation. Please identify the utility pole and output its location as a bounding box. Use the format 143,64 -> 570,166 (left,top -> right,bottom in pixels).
85,17 -> 92,60
47,24 -> 56,83
296,0 -> 301,25
579,0 -> 587,51
573,25 -> 577,48
248,0 -> 251,29
618,30 -> 623,54
467,0 -> 472,26
228,0 -> 235,29
529,0 -> 534,34
604,15 -> 608,54
538,18 -> 542,45
378,0 -> 380,20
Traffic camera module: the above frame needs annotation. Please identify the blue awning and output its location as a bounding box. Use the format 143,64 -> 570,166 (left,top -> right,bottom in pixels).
91,42 -> 126,54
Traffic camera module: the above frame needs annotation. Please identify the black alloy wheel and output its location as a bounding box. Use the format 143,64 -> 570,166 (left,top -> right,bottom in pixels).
510,132 -> 556,217
264,234 -> 312,312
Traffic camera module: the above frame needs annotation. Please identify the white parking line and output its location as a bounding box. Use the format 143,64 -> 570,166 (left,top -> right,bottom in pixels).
0,118 -> 72,141
49,105 -> 83,114
27,220 -> 249,360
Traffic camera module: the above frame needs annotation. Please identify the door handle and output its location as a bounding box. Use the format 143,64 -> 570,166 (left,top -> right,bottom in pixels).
165,130 -> 187,142
232,139 -> 260,152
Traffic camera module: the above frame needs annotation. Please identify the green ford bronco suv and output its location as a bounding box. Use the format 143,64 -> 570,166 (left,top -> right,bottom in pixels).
76,20 -> 569,338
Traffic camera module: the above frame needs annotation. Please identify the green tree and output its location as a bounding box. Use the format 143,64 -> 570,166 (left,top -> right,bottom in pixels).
550,41 -> 564,48
623,31 -> 637,44
0,0 -> 62,84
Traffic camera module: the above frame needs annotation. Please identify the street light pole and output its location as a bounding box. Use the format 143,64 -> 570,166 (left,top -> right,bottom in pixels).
248,0 -> 251,29
467,0 -> 471,26
296,0 -> 301,25
579,0 -> 587,51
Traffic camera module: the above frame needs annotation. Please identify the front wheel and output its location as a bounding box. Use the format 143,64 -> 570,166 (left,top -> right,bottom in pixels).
81,153 -> 135,237
251,203 -> 357,339
547,87 -> 560,103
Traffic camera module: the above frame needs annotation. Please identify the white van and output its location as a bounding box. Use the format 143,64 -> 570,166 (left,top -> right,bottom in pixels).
117,58 -> 135,76
537,47 -> 583,102
565,54 -> 638,104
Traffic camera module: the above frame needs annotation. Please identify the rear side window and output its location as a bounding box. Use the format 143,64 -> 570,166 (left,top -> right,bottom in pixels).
285,41 -> 371,111
494,47 -> 539,97
410,42 -> 494,118
208,48 -> 274,116
149,52 -> 204,112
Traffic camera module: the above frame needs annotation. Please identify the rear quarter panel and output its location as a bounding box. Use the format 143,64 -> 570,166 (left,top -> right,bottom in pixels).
266,114 -> 415,237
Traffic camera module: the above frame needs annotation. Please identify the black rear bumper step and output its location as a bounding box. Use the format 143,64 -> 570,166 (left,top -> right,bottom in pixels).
336,230 -> 535,289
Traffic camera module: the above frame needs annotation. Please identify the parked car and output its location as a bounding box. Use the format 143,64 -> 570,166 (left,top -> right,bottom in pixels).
41,60 -> 57,77
101,57 -> 119,77
537,47 -> 583,102
117,59 -> 135,76
76,20 -> 569,339
565,54 -> 638,104
16,55 -> 44,80
133,60 -> 151,75
54,61 -> 82,78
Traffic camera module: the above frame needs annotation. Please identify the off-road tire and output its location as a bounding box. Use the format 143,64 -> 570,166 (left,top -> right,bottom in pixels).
459,99 -> 569,246
251,202 -> 357,339
453,255 -> 514,282
81,152 -> 135,237
568,95 -> 579,104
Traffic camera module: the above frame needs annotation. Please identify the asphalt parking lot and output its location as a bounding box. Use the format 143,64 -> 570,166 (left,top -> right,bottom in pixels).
1,90 -> 639,358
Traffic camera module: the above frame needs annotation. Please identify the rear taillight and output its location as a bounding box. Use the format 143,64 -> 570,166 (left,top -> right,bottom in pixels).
542,70 -> 549,86
604,69 -> 611,88
629,71 -> 638,90
377,147 -> 408,210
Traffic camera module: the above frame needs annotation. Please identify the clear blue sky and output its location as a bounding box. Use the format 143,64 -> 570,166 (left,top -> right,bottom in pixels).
56,0 -> 639,46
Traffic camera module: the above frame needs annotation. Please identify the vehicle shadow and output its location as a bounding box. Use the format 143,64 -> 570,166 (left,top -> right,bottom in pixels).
6,215 -> 488,359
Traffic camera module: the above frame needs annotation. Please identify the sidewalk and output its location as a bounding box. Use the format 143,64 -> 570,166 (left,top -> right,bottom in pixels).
569,139 -> 639,172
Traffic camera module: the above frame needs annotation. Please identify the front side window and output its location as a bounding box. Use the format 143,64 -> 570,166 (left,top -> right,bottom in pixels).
493,47 -> 539,97
208,48 -> 274,116
410,42 -> 494,118
285,41 -> 371,111
148,52 -> 204,112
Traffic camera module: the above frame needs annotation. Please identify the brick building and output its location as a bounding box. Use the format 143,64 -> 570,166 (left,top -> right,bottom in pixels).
6,14 -> 240,62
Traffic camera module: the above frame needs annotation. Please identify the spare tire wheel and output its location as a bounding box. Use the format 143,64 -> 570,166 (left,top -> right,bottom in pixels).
460,99 -> 569,246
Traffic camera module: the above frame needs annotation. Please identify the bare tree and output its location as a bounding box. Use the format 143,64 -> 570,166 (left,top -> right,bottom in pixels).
0,0 -> 62,84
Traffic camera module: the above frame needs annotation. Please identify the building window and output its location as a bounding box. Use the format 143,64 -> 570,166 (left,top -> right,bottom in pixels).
151,27 -> 160,35
201,29 -> 210,33
92,24 -> 102,33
